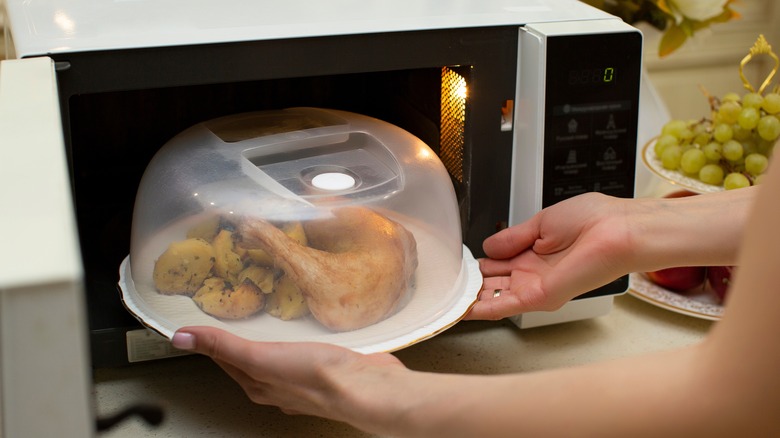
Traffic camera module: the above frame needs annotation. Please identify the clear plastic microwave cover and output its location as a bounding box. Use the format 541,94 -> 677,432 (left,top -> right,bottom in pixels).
119,108 -> 481,353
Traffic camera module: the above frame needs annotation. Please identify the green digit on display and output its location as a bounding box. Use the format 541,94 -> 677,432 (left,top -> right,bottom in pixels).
603,67 -> 614,83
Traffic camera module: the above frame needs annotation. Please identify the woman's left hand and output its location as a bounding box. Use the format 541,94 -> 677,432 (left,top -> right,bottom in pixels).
172,326 -> 407,433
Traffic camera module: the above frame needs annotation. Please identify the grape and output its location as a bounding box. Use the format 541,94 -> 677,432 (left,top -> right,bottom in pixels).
680,148 -> 707,174
661,145 -> 683,170
661,120 -> 689,139
762,93 -> 780,114
651,87 -> 775,190
678,128 -> 694,143
733,123 -> 752,141
742,139 -> 758,156
754,174 -> 767,185
724,172 -> 750,190
738,107 -> 760,130
693,133 -> 711,146
718,101 -> 742,124
745,153 -> 769,176
743,92 -> 764,109
713,123 -> 733,142
722,140 -> 744,161
692,122 -> 708,135
654,134 -> 679,156
702,142 -> 723,161
758,139 -> 775,157
699,163 -> 725,185
757,115 -> 780,141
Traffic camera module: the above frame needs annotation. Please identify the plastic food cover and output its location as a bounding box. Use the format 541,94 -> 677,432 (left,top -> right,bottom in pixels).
120,108 -> 481,351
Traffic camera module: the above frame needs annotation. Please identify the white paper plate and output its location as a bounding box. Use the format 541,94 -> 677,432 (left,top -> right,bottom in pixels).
641,138 -> 724,194
628,272 -> 723,321
119,222 -> 482,354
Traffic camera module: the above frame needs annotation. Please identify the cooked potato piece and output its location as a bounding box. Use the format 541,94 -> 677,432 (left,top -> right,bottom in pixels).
265,274 -> 309,320
242,247 -> 274,267
213,229 -> 244,284
185,215 -> 222,242
153,238 -> 215,295
282,221 -> 308,247
237,265 -> 275,294
241,221 -> 307,267
192,278 -> 265,319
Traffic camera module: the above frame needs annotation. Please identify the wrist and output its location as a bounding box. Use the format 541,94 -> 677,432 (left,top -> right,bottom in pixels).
628,188 -> 754,271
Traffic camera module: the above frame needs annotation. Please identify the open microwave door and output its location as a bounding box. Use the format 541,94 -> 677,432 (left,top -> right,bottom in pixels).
0,57 -> 94,437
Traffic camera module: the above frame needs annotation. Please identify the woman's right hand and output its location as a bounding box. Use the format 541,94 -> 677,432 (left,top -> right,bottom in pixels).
467,192 -> 636,320
466,186 -> 754,321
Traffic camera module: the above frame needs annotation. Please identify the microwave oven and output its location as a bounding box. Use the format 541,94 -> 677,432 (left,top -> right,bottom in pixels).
1,0 -> 643,371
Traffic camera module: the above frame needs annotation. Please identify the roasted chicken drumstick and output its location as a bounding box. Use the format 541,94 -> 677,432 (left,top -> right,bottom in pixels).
240,206 -> 418,331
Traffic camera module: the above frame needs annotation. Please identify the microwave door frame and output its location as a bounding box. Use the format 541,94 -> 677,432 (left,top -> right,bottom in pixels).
0,57 -> 94,437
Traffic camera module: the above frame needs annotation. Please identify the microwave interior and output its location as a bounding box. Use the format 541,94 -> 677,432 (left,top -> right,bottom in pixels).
50,27 -> 520,366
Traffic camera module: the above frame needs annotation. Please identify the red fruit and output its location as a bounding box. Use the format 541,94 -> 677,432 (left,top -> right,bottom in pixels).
707,266 -> 734,302
646,266 -> 707,292
664,190 -> 698,198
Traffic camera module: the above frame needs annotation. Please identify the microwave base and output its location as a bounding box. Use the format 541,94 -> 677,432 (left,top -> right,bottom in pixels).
509,295 -> 617,329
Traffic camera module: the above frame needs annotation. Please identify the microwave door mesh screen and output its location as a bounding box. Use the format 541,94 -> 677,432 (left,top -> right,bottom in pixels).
440,67 -> 466,184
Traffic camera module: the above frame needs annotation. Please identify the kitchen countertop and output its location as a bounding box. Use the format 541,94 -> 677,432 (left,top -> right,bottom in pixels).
93,294 -> 713,437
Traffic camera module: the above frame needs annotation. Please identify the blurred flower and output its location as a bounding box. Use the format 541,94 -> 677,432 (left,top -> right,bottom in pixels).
669,0 -> 728,22
581,0 -> 740,57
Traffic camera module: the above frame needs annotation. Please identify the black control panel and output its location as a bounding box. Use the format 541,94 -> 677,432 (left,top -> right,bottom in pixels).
542,32 -> 642,208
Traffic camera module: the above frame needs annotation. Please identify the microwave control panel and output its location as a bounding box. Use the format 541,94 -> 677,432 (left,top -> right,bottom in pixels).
541,31 -> 643,208
511,19 -> 642,223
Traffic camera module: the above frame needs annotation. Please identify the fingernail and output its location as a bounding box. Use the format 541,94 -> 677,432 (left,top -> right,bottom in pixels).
172,331 -> 196,350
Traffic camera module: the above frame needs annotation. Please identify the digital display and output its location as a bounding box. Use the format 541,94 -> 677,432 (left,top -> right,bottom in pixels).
568,67 -> 616,86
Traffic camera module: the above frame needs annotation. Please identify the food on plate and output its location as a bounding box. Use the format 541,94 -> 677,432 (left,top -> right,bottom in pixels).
152,238 -> 215,295
265,274 -> 309,321
185,215 -> 221,242
237,265 -> 275,294
645,267 -> 706,292
649,36 -> 779,190
240,206 -> 418,331
154,216 -> 306,321
192,277 -> 265,319
707,265 -> 734,302
238,221 -> 307,267
651,92 -> 777,189
152,207 -> 417,330
212,229 -> 244,285
664,189 -> 697,198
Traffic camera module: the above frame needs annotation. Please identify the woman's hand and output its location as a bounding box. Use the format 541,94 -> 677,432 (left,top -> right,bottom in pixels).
467,192 -> 634,320
171,326 -> 409,435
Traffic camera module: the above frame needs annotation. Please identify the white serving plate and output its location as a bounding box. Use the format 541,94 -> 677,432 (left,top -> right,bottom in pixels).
628,272 -> 723,321
641,138 -> 725,194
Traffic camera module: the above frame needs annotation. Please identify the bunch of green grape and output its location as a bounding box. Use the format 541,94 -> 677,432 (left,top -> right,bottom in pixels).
653,90 -> 779,190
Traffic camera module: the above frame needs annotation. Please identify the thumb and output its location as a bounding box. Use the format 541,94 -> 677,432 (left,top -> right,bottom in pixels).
483,216 -> 541,260
172,326 -> 252,365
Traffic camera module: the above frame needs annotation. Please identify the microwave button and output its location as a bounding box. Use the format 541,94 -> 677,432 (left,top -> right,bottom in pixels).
592,110 -> 630,143
592,179 -> 632,198
592,143 -> 629,176
551,115 -> 591,145
550,145 -> 590,179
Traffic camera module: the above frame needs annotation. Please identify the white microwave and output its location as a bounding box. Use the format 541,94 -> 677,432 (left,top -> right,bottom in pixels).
0,0 -> 641,433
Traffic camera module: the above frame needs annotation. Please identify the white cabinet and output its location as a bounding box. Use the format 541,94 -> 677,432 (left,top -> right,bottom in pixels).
0,56 -> 94,438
